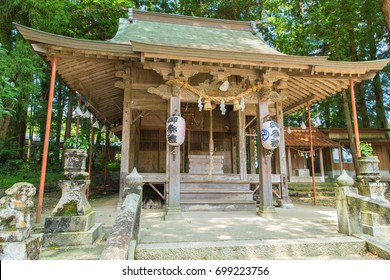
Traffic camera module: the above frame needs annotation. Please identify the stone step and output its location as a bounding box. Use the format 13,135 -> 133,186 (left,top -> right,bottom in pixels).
181,190 -> 253,200
181,200 -> 257,211
136,236 -> 367,260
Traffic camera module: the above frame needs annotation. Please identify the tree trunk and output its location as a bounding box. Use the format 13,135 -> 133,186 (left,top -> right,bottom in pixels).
64,91 -> 73,140
355,83 -> 370,128
0,115 -> 11,141
342,90 -> 359,174
18,119 -> 27,160
54,81 -> 64,164
366,3 -> 389,129
348,20 -> 370,128
372,74 -> 388,128
381,0 -> 390,37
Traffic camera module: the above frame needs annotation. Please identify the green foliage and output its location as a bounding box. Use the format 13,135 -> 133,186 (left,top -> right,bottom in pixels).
64,135 -> 89,150
359,142 -> 374,157
0,162 -> 63,189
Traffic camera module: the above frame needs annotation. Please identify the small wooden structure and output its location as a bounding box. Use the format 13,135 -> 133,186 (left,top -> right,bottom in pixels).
284,127 -> 340,182
324,128 -> 390,179
16,10 -> 389,216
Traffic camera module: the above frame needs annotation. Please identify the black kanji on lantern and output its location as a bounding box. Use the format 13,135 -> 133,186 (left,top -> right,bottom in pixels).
271,139 -> 279,148
271,129 -> 280,138
168,134 -> 177,143
167,124 -> 177,134
170,116 -> 178,123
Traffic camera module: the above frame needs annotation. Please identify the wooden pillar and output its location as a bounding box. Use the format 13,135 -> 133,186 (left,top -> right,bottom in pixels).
232,136 -> 237,173
276,102 -> 293,208
249,127 -> 256,174
119,67 -> 132,200
165,83 -> 182,220
349,80 -> 361,157
319,148 -> 325,180
256,98 -> 277,217
36,56 -> 57,223
104,130 -> 110,192
308,102 -> 317,206
86,115 -> 95,199
238,110 -> 247,180
129,115 -> 137,171
287,147 -> 293,179
338,146 -> 343,172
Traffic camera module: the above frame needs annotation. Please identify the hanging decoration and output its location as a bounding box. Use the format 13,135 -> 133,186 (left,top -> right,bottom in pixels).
301,121 -> 307,130
314,115 -> 321,127
220,99 -> 226,115
287,126 -> 292,134
166,79 -> 271,113
92,120 -> 100,129
166,114 -> 186,146
240,97 -> 246,112
101,125 -> 106,132
83,110 -> 91,118
197,96 -> 203,111
73,106 -> 83,117
233,99 -> 240,111
203,99 -> 212,111
261,119 -> 280,150
219,80 -> 229,92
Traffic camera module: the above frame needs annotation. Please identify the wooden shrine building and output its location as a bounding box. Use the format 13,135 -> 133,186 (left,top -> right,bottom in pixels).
16,9 -> 390,218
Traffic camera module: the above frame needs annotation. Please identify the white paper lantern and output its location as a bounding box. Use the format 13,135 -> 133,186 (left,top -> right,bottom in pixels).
261,120 -> 280,150
167,114 -> 186,146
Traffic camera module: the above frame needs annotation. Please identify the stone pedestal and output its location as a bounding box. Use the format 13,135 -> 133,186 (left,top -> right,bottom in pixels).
52,180 -> 92,216
43,223 -> 102,247
0,234 -> 43,260
44,211 -> 96,233
0,228 -> 31,242
43,211 -> 102,246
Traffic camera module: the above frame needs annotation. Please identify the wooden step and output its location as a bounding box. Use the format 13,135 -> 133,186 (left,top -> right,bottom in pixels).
181,200 -> 257,211
181,183 -> 251,191
181,190 -> 253,200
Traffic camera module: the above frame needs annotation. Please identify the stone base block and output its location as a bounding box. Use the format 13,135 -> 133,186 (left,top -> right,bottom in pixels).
276,198 -> 294,209
0,228 -> 31,242
0,234 -> 43,260
43,223 -> 102,247
164,207 -> 183,220
44,211 -> 96,233
363,225 -> 390,237
257,206 -> 278,218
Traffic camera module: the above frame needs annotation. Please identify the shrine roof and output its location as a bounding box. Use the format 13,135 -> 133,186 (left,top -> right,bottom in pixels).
284,127 -> 339,147
109,11 -> 284,56
14,10 -> 390,125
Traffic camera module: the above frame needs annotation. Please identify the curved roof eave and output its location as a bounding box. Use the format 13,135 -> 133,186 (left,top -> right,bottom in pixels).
14,23 -> 135,56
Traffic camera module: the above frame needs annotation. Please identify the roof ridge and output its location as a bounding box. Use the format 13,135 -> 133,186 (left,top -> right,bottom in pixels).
129,9 -> 254,32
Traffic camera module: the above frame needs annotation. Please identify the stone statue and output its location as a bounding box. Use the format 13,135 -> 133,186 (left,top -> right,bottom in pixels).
0,182 -> 36,230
